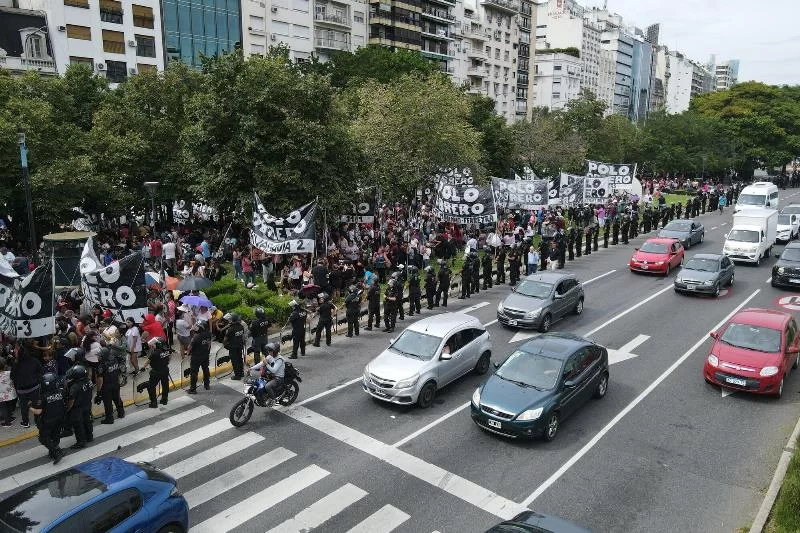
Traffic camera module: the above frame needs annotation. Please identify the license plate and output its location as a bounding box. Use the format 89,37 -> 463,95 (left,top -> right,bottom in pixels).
508,319 -> 518,326
685,285 -> 696,290
725,377 -> 747,386
790,279 -> 800,284
641,265 -> 649,270
487,419 -> 501,429
371,387 -> 389,398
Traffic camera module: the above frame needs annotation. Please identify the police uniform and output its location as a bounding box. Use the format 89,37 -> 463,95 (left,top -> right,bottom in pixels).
508,247 -> 521,285
496,247 -> 506,284
383,281 -> 398,332
471,254 -> 480,294
225,319 -> 246,379
459,257 -> 472,299
314,300 -> 334,347
575,228 -> 583,257
289,305 -> 307,358
621,216 -> 630,244
435,263 -> 450,307
407,269 -> 422,315
481,251 -> 493,290
567,227 -> 575,260
249,314 -> 271,365
676,202 -> 682,219
612,218 -> 620,245
424,269 -> 436,309
556,231 -> 566,269
584,227 -> 592,256
67,370 -> 93,448
344,287 -> 361,337
97,351 -> 124,422
603,219 -> 610,248
366,283 -> 381,330
146,341 -> 171,406
33,374 -> 65,462
393,280 -> 405,322
188,327 -> 212,391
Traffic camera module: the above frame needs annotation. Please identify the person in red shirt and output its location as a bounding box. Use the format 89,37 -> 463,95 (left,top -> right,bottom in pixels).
141,314 -> 166,343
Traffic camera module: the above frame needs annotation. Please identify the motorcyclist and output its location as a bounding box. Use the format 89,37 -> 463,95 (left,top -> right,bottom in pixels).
250,342 -> 285,404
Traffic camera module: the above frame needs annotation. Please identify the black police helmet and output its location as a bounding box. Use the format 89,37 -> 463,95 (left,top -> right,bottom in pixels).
229,312 -> 240,322
64,347 -> 85,363
41,372 -> 58,392
255,307 -> 265,318
98,347 -> 112,362
66,364 -> 87,381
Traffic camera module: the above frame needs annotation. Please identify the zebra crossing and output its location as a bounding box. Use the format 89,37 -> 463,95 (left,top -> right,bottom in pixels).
0,397 -> 415,533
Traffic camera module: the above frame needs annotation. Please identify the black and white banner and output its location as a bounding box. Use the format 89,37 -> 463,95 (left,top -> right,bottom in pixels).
547,176 -> 560,205
0,258 -> 54,338
583,176 -> 610,200
71,207 -> 99,232
492,177 -> 548,211
80,238 -> 148,322
173,200 -> 218,225
251,194 -> 317,255
585,160 -> 638,192
559,173 -> 585,204
433,169 -> 497,224
339,190 -> 377,224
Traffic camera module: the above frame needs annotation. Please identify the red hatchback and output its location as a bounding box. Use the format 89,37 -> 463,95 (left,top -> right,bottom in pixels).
704,308 -> 800,398
629,238 -> 684,276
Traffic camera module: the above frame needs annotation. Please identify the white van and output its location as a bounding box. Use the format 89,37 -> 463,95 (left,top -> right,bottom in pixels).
734,182 -> 779,213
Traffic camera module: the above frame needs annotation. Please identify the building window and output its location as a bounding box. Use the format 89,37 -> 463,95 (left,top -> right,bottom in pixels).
136,34 -> 156,57
70,56 -> 94,68
106,60 -> 127,83
137,63 -> 157,73
100,0 -> 123,23
249,15 -> 265,31
66,24 -> 91,40
272,21 -> 289,35
251,43 -> 265,55
132,4 -> 154,28
64,0 -> 89,8
26,35 -> 45,58
554,65 -> 561,71
102,29 -> 125,54
354,10 -> 364,23
292,24 -> 309,39
293,0 -> 309,11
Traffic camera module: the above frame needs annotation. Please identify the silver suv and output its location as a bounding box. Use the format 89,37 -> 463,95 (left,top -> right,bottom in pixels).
363,313 -> 492,408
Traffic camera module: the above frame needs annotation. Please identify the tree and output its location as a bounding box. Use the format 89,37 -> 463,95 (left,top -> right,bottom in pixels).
312,45 -> 440,89
512,108 -> 586,177
347,73 -> 482,196
560,89 -> 607,149
587,114 -> 640,163
467,95 -> 515,177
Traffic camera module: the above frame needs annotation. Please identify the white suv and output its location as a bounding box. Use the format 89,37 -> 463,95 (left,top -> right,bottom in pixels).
363,313 -> 492,408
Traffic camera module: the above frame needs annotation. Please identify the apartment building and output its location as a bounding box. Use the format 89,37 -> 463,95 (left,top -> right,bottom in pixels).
712,58 -> 739,91
0,5 -> 58,75
533,50 -> 580,110
15,0 -> 163,82
514,0 -> 532,118
368,0 -> 422,51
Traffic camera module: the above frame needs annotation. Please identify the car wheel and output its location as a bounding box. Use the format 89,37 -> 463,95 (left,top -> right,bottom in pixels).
157,525 -> 185,533
664,264 -> 670,277
539,313 -> 552,333
771,279 -> 778,288
543,412 -> 559,442
474,352 -> 491,375
774,377 -> 784,399
729,273 -> 735,286
793,353 -> 799,370
574,298 -> 584,315
416,381 -> 437,408
594,372 -> 609,399
756,255 -> 761,267
713,283 -> 721,297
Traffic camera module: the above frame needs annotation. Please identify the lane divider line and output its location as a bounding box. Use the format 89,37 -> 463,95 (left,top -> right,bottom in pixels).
583,283 -> 674,337
582,269 -> 616,286
520,288 -> 761,506
392,402 -> 471,448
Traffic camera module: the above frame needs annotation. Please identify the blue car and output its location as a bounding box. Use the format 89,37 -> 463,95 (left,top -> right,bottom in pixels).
0,457 -> 188,533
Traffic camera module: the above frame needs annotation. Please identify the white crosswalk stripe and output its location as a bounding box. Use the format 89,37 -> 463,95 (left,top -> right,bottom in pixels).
163,432 -> 264,480
126,418 -> 232,463
190,464 -> 330,533
346,505 -> 411,533
265,483 -> 368,533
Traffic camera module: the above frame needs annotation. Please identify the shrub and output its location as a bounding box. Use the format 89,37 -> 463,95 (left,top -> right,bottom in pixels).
206,277 -> 238,298
211,293 -> 242,312
230,305 -> 256,323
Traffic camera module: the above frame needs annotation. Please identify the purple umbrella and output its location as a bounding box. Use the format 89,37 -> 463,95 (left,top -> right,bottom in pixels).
180,295 -> 213,307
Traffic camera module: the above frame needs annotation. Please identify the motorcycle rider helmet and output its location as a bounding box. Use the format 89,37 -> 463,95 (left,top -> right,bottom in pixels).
255,307 -> 265,319
66,364 -> 87,381
41,372 -> 58,393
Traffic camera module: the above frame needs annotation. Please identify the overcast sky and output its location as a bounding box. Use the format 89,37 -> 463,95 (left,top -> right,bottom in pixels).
581,0 -> 800,86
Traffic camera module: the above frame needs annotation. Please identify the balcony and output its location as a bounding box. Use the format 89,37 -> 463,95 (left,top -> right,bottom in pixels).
480,0 -> 519,14
467,66 -> 489,77
315,12 -> 351,28
461,25 -> 488,41
421,28 -> 454,41
420,7 -> 456,23
466,85 -> 484,95
466,48 -> 487,60
0,56 -> 58,75
315,37 -> 351,51
426,0 -> 456,6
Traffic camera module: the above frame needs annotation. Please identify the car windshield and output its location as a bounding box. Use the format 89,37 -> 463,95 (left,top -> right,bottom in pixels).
495,349 -> 563,390
719,323 -> 781,353
390,329 -> 442,360
738,193 -> 767,206
781,206 -> 800,215
0,469 -> 106,532
781,248 -> 800,262
684,258 -> 719,272
727,229 -> 760,243
664,221 -> 692,232
778,215 -> 794,225
514,280 -> 553,298
640,242 -> 668,254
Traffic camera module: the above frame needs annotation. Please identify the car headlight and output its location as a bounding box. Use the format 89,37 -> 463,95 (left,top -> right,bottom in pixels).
472,387 -> 481,406
778,267 -> 785,274
525,308 -> 541,319
707,355 -> 719,367
395,374 -> 420,389
655,261 -> 664,265
760,366 -> 779,377
516,407 -> 544,421
497,302 -> 504,313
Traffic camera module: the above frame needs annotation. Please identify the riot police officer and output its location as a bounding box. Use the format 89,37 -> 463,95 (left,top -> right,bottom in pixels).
676,201 -> 683,219
224,312 -> 246,380
508,244 -> 521,285
575,226 -> 583,257
407,266 -> 422,316
289,300 -> 307,358
496,245 -> 506,284
313,292 -> 335,347
603,219 -> 610,248
366,280 -> 381,331
459,254 -> 472,299
65,364 -> 93,449
95,347 -> 124,423
555,230 -> 566,269
567,226 -> 576,260
187,321 -> 212,391
612,217 -> 620,245
435,259 -> 450,307
470,251 -> 480,294
621,215 -> 630,245
345,285 -> 361,337
392,272 -> 406,321
584,227 -> 592,256
481,247 -> 493,290
643,208 -> 652,233
424,266 -> 436,309
141,337 -> 171,407
29,372 -> 65,464
249,307 -> 271,365
383,279 -> 398,333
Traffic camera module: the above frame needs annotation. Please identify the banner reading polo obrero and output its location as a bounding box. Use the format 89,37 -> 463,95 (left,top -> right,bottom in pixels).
433,168 -> 497,224
585,160 -> 640,196
251,193 -> 316,255
0,258 -> 54,338
491,177 -> 549,211
558,172 -> 585,204
80,238 -> 148,322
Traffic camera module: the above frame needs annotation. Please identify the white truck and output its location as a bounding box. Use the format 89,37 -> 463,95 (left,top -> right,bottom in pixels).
723,209 -> 778,266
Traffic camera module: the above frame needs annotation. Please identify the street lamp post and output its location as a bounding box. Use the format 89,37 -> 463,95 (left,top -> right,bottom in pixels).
18,131 -> 36,252
143,181 -> 160,232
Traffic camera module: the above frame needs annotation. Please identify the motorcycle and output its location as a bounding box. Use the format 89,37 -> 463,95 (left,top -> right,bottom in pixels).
229,362 -> 302,427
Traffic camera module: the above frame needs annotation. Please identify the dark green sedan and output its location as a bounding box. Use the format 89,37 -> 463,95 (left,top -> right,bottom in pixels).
471,333 -> 609,441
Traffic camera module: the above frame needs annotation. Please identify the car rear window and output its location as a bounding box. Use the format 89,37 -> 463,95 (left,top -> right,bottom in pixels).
0,469 -> 107,532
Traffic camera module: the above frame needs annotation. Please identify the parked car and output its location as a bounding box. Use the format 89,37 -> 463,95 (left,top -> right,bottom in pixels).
658,219 -> 705,248
772,242 -> 800,288
485,511 -> 592,533
0,457 -> 188,533
629,238 -> 684,276
704,308 -> 799,398
471,333 -> 609,441
363,313 -> 492,408
496,272 -> 584,333
674,253 -> 735,296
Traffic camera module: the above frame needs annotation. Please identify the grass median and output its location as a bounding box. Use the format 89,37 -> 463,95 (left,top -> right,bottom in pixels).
766,444 -> 800,533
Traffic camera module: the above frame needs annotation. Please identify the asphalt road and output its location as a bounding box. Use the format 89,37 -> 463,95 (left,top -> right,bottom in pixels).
4,189 -> 800,533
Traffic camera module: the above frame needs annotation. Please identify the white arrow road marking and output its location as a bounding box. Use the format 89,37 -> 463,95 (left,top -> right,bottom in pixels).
509,330 -> 539,344
461,301 -> 489,313
721,387 -> 736,398
607,334 -> 650,365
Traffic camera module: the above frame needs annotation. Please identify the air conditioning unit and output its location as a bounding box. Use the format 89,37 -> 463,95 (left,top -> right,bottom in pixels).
57,25 -> 66,32
271,6 -> 278,12
129,67 -> 137,74
270,34 -> 277,40
96,63 -> 106,70
259,1 -> 265,5
128,40 -> 137,47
